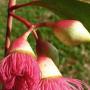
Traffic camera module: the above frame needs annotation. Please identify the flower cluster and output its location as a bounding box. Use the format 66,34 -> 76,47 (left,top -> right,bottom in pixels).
36,34 -> 90,90
0,0 -> 90,90
0,26 -> 89,90
0,27 -> 40,90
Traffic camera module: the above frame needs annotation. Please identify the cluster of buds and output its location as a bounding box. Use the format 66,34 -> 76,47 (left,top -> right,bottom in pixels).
36,32 -> 90,90
0,0 -> 90,90
0,26 -> 89,90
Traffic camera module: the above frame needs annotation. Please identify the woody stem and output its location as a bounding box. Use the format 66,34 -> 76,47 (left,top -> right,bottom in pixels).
5,0 -> 16,56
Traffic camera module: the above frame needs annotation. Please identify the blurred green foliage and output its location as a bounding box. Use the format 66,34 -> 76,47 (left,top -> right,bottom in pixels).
0,0 -> 90,84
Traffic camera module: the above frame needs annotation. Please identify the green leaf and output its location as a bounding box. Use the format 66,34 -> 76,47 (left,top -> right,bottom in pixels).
32,0 -> 90,31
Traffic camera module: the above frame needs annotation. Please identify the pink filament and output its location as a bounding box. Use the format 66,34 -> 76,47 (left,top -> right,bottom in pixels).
0,52 -> 40,90
38,77 -> 90,90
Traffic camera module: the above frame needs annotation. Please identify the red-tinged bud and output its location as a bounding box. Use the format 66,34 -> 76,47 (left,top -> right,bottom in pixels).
37,55 -> 90,90
37,20 -> 90,46
37,55 -> 62,78
53,20 -> 90,46
9,26 -> 35,56
36,32 -> 59,67
0,26 -> 40,90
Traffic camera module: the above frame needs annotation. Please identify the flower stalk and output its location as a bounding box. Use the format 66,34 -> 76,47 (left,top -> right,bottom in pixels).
10,1 -> 43,11
5,0 -> 16,56
10,12 -> 32,28
10,12 -> 38,39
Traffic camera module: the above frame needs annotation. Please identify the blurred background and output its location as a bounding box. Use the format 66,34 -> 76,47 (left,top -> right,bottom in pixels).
0,0 -> 90,84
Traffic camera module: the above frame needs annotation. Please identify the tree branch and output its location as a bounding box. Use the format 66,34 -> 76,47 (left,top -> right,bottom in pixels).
5,0 -> 16,56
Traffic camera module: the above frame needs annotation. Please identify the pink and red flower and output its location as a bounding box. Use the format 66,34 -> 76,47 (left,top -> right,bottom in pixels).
37,55 -> 89,90
0,52 -> 40,90
0,27 -> 40,90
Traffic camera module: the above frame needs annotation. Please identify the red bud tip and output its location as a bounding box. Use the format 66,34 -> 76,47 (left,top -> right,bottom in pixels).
9,26 -> 35,56
55,20 -> 77,28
